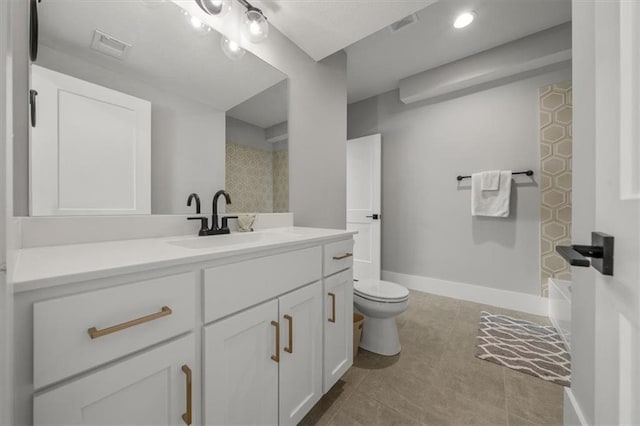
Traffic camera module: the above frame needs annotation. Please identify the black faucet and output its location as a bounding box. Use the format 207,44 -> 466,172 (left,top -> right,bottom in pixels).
206,190 -> 238,235
186,190 -> 238,236
186,193 -> 209,236
187,193 -> 201,214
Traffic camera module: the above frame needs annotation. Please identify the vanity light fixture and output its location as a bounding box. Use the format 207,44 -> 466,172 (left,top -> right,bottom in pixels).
221,36 -> 246,60
181,8 -> 213,33
453,11 -> 475,29
242,5 -> 269,43
195,0 -> 233,17
194,0 -> 269,43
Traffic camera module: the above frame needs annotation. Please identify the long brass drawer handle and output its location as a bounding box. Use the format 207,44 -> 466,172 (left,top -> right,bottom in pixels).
181,365 -> 192,425
87,306 -> 172,339
271,320 -> 280,363
328,292 -> 336,323
284,314 -> 293,354
332,253 -> 353,260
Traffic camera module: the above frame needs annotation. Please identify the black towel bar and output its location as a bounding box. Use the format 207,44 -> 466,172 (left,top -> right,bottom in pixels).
456,170 -> 534,181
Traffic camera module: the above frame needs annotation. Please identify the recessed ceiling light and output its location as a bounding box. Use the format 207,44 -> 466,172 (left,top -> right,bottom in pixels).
454,12 -> 475,29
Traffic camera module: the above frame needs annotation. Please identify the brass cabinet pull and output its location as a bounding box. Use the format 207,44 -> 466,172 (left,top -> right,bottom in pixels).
87,306 -> 172,339
328,293 -> 336,323
284,315 -> 293,354
181,365 -> 192,426
271,320 -> 280,362
332,253 -> 353,260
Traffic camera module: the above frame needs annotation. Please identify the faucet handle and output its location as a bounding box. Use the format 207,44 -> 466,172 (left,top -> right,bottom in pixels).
188,216 -> 209,236
221,216 -> 238,230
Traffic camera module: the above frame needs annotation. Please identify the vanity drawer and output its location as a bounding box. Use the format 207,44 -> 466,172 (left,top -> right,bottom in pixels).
34,272 -> 196,389
203,246 -> 321,323
323,239 -> 354,277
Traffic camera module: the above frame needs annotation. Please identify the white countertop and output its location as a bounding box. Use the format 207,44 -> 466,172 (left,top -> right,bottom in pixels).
11,227 -> 356,292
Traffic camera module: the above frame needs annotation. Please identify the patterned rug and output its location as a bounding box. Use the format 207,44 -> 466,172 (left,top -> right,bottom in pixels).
475,311 -> 571,386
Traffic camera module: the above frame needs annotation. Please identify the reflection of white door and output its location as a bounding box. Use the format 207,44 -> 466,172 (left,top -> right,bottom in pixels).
347,134 -> 381,280
572,1 -> 640,424
30,65 -> 151,216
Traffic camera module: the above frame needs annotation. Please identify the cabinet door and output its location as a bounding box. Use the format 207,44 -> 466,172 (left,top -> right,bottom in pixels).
278,281 -> 323,425
30,65 -> 151,216
323,269 -> 354,392
203,300 -> 278,426
34,334 -> 197,426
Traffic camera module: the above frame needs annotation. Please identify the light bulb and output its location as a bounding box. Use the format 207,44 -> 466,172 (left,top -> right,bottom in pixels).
453,12 -> 475,29
195,0 -> 232,17
249,21 -> 261,36
221,36 -> 246,60
243,8 -> 269,43
190,16 -> 203,28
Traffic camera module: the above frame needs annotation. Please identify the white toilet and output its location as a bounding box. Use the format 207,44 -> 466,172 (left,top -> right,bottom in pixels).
354,279 -> 410,356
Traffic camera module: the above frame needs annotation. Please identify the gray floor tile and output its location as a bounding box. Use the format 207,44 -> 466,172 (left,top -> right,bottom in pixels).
300,291 -> 564,426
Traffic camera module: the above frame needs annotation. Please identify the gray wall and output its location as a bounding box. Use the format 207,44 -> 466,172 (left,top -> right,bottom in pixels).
245,34 -> 347,229
33,45 -> 226,215
12,0 -> 29,216
348,67 -> 571,296
226,116 -> 270,151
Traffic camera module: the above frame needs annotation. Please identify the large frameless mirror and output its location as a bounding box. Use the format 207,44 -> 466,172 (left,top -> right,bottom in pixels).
22,0 -> 288,216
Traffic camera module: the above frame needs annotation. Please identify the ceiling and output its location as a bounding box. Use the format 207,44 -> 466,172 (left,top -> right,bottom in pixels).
38,0 -> 287,112
253,0 -> 437,61
227,80 -> 288,128
345,0 -> 572,103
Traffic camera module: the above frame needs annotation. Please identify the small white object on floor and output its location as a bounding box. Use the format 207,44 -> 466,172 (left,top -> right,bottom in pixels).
471,170 -> 512,217
480,170 -> 501,190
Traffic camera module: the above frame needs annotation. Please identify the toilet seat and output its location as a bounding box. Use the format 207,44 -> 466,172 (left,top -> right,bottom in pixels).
354,279 -> 409,303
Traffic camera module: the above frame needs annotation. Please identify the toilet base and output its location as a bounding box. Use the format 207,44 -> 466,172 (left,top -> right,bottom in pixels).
358,316 -> 402,356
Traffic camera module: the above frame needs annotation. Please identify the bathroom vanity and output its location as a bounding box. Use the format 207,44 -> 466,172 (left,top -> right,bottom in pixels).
11,227 -> 355,425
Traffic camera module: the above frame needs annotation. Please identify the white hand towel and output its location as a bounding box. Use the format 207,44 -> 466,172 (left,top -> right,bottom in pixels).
471,171 -> 512,217
480,170 -> 501,191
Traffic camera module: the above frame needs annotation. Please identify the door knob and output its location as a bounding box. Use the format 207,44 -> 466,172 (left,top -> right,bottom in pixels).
366,214 -> 380,220
556,232 -> 614,276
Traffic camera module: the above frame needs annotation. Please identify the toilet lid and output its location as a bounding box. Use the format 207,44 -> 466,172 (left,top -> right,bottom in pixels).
354,279 -> 409,302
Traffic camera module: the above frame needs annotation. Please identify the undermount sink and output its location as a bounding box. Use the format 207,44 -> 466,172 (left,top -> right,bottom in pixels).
168,231 -> 297,250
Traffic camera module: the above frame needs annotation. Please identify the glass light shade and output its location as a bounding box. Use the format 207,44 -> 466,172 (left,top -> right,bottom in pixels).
453,12 -> 475,29
195,0 -> 232,17
243,9 -> 269,43
221,36 -> 246,60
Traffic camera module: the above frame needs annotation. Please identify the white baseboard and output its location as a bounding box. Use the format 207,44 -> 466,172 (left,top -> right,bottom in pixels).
564,388 -> 589,426
382,270 -> 548,316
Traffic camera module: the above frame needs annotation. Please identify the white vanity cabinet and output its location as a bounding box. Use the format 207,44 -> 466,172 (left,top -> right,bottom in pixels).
203,299 -> 279,425
278,281 -> 323,425
203,282 -> 323,426
322,269 -> 354,392
34,334 -> 197,426
16,233 -> 355,426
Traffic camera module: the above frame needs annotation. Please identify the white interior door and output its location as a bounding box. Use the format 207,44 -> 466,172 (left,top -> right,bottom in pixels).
30,65 -> 151,216
592,2 -> 640,423
347,134 -> 381,280
572,1 -> 640,424
0,0 -> 10,423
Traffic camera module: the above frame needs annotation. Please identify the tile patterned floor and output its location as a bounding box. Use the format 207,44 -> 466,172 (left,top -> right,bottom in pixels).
301,291 -> 564,426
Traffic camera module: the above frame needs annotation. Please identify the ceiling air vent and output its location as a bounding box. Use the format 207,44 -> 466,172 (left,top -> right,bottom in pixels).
91,30 -> 132,60
389,13 -> 418,33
